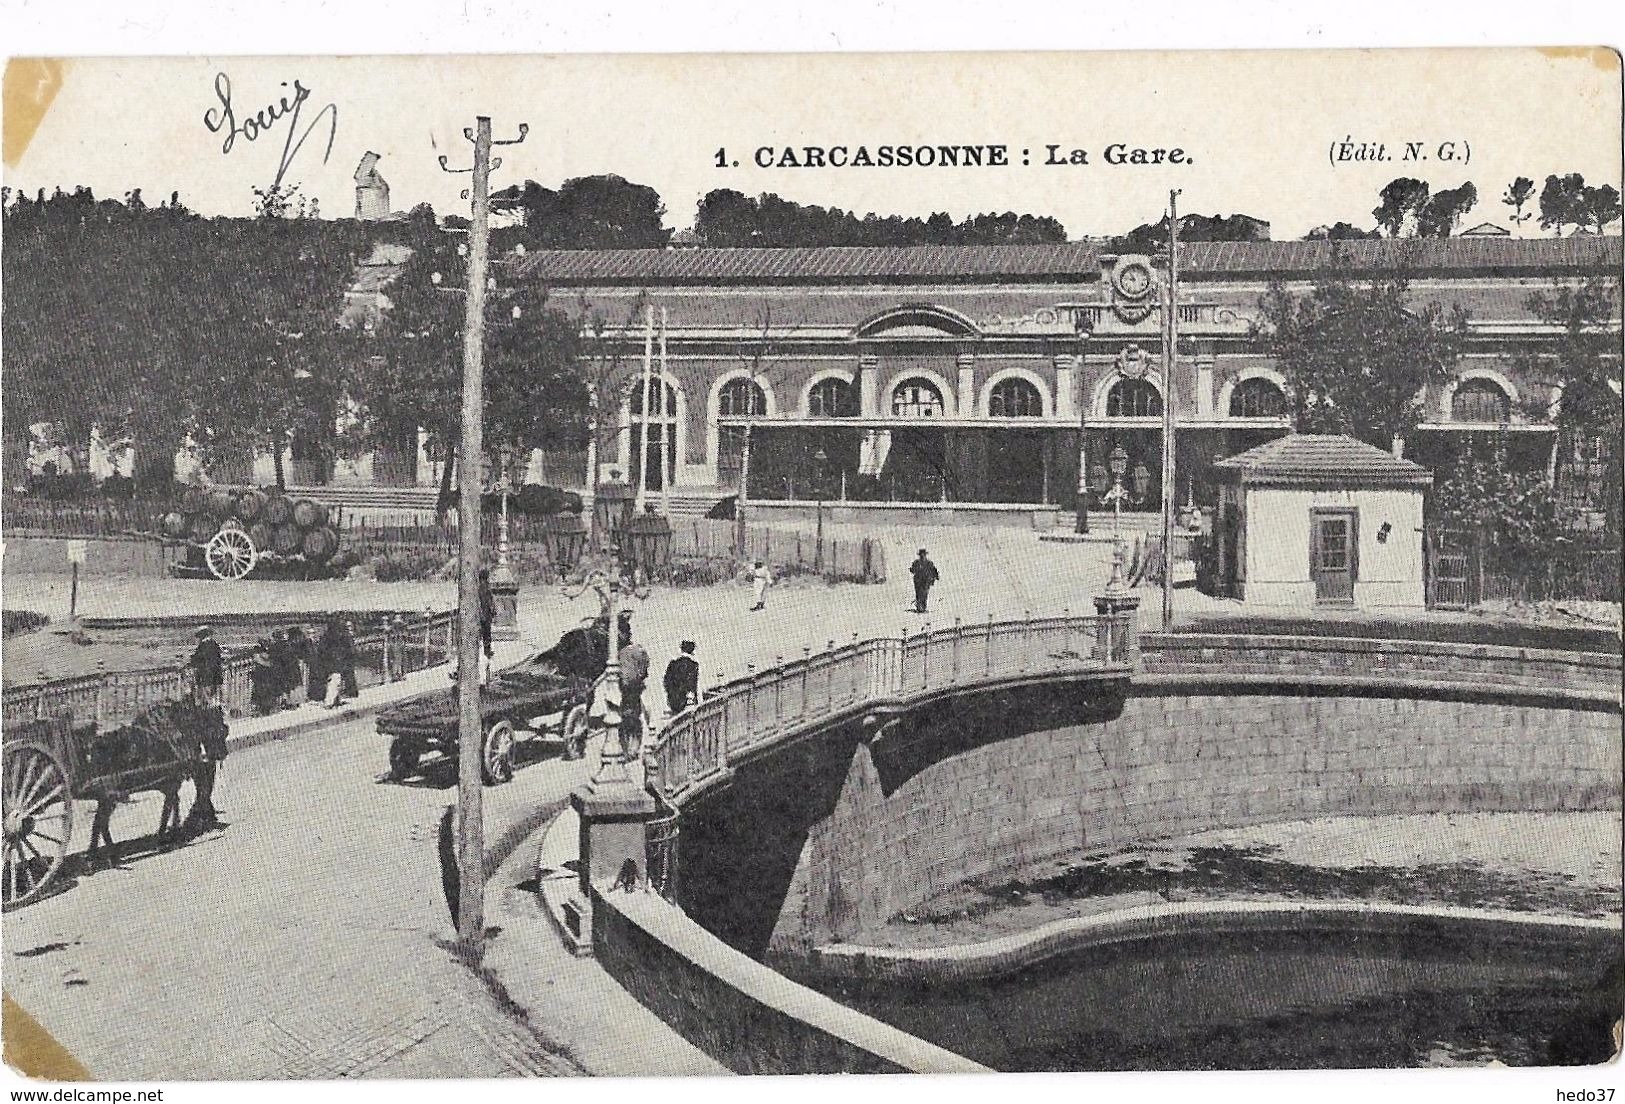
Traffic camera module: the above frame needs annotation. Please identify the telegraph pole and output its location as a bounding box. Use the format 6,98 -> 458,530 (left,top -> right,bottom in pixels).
659,306 -> 672,518
1160,190 -> 1181,631
438,114 -> 528,959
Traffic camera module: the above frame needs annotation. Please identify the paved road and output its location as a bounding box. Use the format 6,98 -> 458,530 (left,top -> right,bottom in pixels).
1,710 -> 593,1079
2,525 -> 1149,1078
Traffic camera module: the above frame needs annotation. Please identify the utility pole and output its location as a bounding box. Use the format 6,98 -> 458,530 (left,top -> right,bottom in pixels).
438,114 -> 527,960
1160,189 -> 1181,632
659,305 -> 671,518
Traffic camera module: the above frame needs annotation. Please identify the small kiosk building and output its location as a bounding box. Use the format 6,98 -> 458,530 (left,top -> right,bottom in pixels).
1211,434 -> 1433,609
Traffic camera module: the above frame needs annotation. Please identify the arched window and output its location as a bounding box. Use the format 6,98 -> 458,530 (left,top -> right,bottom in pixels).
1229,377 -> 1287,418
1106,378 -> 1162,418
989,377 -> 1043,418
1451,378 -> 1511,423
718,377 -> 766,417
892,378 -> 946,418
808,377 -> 855,418
629,379 -> 679,418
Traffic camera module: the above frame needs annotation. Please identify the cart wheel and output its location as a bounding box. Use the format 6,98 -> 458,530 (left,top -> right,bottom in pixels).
388,739 -> 420,781
3,742 -> 74,910
481,720 -> 515,785
562,704 -> 588,760
205,525 -> 258,581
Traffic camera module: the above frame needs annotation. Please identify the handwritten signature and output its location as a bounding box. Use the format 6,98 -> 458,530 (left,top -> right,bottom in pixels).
203,72 -> 338,189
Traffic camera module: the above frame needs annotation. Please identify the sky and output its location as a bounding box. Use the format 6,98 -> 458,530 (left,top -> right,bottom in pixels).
6,48 -> 1621,241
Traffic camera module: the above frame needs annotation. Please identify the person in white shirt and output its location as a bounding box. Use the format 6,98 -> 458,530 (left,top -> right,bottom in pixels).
749,560 -> 771,611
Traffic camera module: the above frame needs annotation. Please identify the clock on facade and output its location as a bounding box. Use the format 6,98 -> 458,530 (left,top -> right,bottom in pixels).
1113,255 -> 1154,299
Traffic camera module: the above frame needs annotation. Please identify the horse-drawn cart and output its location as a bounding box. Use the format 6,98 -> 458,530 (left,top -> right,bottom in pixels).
377,616 -> 652,785
2,696 -> 215,909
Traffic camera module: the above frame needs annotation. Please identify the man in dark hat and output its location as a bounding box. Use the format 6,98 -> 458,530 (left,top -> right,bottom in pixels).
909,549 -> 940,614
663,640 -> 700,715
187,625 -> 223,706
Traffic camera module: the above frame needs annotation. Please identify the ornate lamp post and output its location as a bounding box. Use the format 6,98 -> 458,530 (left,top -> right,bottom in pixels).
812,445 -> 829,573
567,545 -> 657,910
1107,443 -> 1129,536
489,439 -> 519,641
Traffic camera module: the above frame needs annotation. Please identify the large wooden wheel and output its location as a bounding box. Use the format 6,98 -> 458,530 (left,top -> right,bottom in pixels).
3,742 -> 74,910
481,720 -> 516,785
205,523 -> 258,581
562,703 -> 589,760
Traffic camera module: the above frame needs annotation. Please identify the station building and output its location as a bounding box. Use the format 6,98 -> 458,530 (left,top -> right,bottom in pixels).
503,236 -> 1620,524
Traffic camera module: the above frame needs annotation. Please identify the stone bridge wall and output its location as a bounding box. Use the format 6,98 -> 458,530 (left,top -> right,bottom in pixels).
669,638 -> 1620,963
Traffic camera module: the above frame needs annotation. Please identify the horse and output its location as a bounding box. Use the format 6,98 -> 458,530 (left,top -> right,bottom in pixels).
83,697 -> 211,867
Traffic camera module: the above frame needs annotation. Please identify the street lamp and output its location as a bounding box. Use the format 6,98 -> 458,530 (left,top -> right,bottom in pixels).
812,446 -> 829,573
1107,443 -> 1129,536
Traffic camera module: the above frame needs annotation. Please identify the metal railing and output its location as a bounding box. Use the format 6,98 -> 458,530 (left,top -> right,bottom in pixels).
3,611 -> 460,726
647,611 -> 1134,800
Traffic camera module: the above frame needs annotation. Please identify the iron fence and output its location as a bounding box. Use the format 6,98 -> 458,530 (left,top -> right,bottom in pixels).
1,497 -> 169,537
1427,527 -> 1621,609
3,611 -> 460,725
646,611 -> 1133,800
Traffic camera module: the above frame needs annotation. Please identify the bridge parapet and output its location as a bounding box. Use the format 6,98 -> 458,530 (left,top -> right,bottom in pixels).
646,610 -> 1136,804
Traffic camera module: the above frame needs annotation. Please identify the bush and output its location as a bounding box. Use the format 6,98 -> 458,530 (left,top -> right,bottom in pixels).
368,548 -> 450,582
2,609 -> 50,637
2,610 -> 50,638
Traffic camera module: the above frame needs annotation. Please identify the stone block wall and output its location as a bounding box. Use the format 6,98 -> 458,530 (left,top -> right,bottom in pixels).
764,687 -> 1620,956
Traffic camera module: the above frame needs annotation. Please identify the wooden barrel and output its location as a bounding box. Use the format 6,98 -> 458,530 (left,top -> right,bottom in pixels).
248,522 -> 274,553
263,495 -> 293,526
161,511 -> 188,539
235,489 -> 267,521
302,525 -> 339,562
207,490 -> 236,517
187,513 -> 217,543
270,524 -> 302,555
291,498 -> 327,530
179,485 -> 207,513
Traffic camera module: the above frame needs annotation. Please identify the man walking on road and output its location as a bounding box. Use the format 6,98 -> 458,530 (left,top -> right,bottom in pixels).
187,626 -> 223,706
909,549 -> 940,614
749,560 -> 772,611
617,613 -> 650,759
663,640 -> 699,714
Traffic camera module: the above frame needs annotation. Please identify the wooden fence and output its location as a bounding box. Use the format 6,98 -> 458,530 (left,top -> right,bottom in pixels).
344,514 -> 885,583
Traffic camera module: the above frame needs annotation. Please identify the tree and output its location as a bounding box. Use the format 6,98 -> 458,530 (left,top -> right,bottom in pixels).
353,229 -> 588,516
574,290 -> 652,492
491,174 -> 671,249
1513,278 -> 1620,436
694,188 -> 760,247
690,189 -> 1070,247
1417,182 -> 1477,237
1113,212 -> 1268,253
1539,173 -> 1587,235
1502,176 -> 1536,233
1304,222 -> 1380,241
1578,183 -> 1622,235
1254,248 -> 1469,452
1372,178 -> 1430,237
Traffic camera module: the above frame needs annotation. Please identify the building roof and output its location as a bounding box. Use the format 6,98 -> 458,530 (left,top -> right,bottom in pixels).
1459,222 -> 1512,237
1212,434 -> 1434,487
513,235 -> 1622,286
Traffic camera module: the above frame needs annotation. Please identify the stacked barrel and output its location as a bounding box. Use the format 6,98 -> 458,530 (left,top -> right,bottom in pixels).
160,487 -> 341,565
